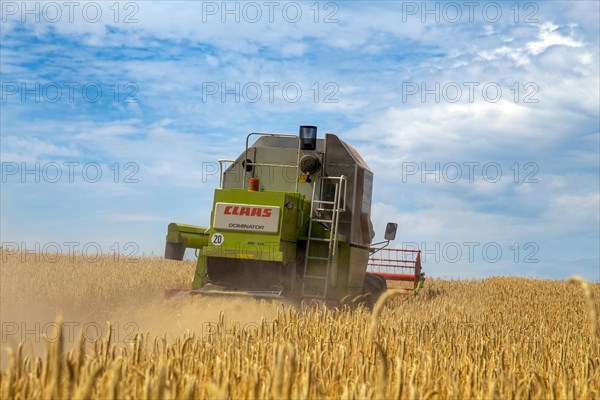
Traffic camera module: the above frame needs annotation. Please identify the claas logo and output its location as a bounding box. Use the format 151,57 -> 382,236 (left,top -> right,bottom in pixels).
223,205 -> 273,218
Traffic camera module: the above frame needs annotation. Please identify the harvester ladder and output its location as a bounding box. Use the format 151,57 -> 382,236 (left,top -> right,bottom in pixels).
301,176 -> 347,299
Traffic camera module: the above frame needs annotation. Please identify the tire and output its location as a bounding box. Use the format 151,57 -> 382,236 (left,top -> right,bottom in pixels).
362,273 -> 387,310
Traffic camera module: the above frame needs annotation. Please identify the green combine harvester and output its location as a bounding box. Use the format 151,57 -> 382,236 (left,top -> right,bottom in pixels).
164,126 -> 424,307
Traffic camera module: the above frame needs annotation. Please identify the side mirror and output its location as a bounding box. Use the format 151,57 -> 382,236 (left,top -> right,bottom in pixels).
384,222 -> 397,241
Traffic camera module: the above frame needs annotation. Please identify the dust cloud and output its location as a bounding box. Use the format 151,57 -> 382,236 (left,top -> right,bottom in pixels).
0,252 -> 289,369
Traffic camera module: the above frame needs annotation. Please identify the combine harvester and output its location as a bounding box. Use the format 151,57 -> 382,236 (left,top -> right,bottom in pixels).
164,126 -> 424,308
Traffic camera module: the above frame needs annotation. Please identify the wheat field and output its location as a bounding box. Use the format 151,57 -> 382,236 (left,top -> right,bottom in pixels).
0,250 -> 598,399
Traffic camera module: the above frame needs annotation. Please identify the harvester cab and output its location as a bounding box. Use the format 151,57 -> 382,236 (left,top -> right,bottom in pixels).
164,126 -> 424,307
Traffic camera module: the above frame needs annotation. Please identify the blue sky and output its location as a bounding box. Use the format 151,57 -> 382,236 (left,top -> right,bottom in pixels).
1,1 -> 598,282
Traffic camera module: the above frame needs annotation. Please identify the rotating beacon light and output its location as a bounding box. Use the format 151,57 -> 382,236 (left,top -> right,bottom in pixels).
299,125 -> 317,150
248,178 -> 260,191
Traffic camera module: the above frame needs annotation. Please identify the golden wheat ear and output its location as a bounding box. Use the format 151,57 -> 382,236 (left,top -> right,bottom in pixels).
568,275 -> 599,339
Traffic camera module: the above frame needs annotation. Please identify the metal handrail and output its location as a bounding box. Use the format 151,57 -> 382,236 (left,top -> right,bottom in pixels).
318,175 -> 348,212
217,159 -> 235,189
243,132 -> 301,192
328,176 -> 346,257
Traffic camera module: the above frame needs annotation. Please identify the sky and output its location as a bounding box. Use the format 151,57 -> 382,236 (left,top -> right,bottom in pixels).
1,1 -> 599,282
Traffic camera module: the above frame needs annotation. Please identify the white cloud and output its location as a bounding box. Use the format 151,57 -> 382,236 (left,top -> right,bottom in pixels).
550,193 -> 600,221
477,21 -> 585,65
346,100 -> 560,164
1,136 -> 80,162
526,22 -> 583,55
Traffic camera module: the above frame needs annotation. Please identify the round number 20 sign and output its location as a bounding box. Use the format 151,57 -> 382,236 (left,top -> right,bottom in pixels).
211,233 -> 224,246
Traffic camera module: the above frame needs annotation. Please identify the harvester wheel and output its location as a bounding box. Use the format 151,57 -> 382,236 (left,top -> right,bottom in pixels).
362,273 -> 387,310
